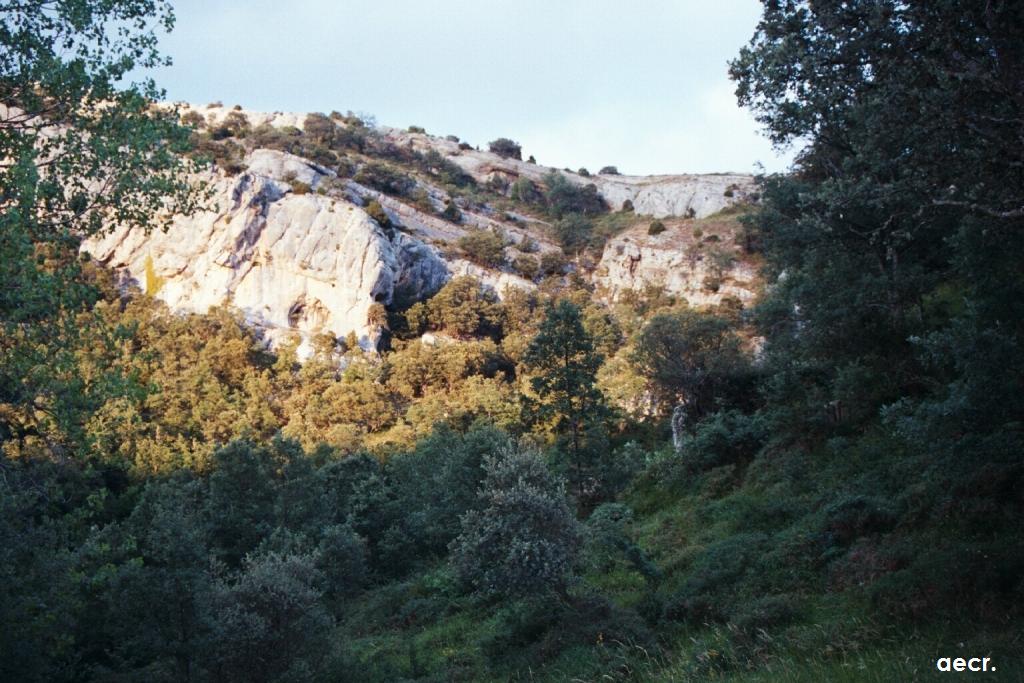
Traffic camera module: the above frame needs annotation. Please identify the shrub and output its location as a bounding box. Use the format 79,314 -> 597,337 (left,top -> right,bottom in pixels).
440,201 -> 462,223
692,227 -> 704,238
542,171 -> 607,218
303,112 -> 336,146
488,137 -> 522,160
527,155 -> 536,164
729,594 -> 799,633
539,250 -> 568,277
449,446 -> 581,598
510,177 -> 543,205
181,110 -> 205,128
458,229 -> 506,267
418,149 -> 474,188
289,180 -> 311,195
445,134 -> 460,142
364,199 -> 391,229
354,162 -> 416,196
407,125 -> 426,134
621,199 -> 634,212
512,254 -> 539,280
518,234 -> 539,253
648,220 -> 666,236
577,167 -> 590,177
422,276 -> 502,338
599,165 -> 620,175
458,142 -> 472,151
552,213 -> 592,250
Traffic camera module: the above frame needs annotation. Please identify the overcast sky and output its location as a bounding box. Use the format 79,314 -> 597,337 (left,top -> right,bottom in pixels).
151,1 -> 794,175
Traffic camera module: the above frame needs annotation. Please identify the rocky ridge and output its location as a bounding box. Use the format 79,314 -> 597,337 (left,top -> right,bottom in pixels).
83,104 -> 762,353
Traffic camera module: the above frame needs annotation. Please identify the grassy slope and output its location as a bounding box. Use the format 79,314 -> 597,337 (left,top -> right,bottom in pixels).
332,425 -> 1023,682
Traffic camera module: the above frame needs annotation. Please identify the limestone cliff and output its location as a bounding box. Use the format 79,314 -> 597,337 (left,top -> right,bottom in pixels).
83,104 -> 764,352
84,150 -> 448,355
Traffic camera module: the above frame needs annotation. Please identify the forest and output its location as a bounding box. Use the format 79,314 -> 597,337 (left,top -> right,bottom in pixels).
1,1 -> 1022,681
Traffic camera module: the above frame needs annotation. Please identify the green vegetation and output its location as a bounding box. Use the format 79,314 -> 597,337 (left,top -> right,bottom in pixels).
488,137 -> 522,160
2,2 -> 1022,682
648,219 -> 666,235
457,229 -> 506,268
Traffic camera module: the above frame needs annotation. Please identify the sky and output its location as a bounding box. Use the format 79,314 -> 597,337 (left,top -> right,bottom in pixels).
149,1 -> 795,175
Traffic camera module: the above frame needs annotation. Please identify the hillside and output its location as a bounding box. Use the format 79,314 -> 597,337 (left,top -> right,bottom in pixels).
82,103 -> 761,355
3,2 -> 1023,683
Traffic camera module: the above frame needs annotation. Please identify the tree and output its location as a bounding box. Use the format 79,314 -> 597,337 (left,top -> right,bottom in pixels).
420,276 -> 503,338
208,550 -> 332,683
449,446 -> 580,598
632,308 -> 750,423
0,0 -> 201,459
524,300 -> 609,500
542,171 -> 607,218
730,1 -> 1024,438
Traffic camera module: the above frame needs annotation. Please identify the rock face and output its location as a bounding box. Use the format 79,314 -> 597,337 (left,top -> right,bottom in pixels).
90,105 -> 765,353
386,129 -> 758,219
593,220 -> 760,308
84,150 -> 448,353
181,104 -> 758,219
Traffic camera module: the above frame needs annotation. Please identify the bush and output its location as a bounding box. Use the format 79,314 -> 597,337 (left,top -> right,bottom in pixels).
290,180 -> 311,195
488,137 -> 522,160
692,227 -> 704,238
510,177 -> 543,205
181,110 -> 205,128
304,112 -> 337,146
539,251 -> 568,277
364,199 -> 391,229
664,533 -> 771,623
729,594 -> 799,633
577,167 -> 590,177
458,229 -> 506,267
407,125 -> 426,134
354,162 -> 416,197
648,220 -> 666,235
552,213 -> 592,250
599,165 -> 620,175
449,446 -> 581,598
421,276 -> 502,338
440,201 -> 462,223
542,171 -> 607,218
518,235 -> 539,253
621,199 -> 634,212
418,149 -> 474,188
512,254 -> 539,280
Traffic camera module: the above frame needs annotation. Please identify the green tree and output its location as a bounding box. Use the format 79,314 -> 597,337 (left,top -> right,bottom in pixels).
450,446 -> 580,598
730,1 -> 1024,439
421,276 -> 503,338
632,308 -> 751,422
0,0 -> 201,459
524,300 -> 609,500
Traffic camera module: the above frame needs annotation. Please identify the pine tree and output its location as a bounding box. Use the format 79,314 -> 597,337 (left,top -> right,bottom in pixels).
524,300 -> 609,502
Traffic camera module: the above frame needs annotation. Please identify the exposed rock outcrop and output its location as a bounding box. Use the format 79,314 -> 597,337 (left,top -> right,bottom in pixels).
83,150 -> 449,353
387,129 -> 758,219
593,219 -> 760,307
